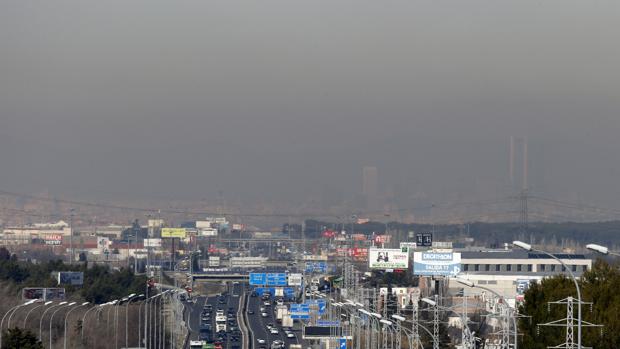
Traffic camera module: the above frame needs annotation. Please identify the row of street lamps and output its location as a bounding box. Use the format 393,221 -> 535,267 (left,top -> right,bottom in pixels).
334,240 -> 618,349
0,289 -> 187,349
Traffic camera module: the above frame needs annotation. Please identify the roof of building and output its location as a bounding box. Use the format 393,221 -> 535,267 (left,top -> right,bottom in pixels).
460,250 -> 590,260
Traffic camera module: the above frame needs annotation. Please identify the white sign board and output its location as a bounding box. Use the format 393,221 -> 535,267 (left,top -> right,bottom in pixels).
400,242 -> 417,250
209,256 -> 221,267
200,228 -> 218,237
195,220 -> 212,229
413,251 -> 461,276
368,248 -> 409,270
288,273 -> 303,286
144,238 -> 162,248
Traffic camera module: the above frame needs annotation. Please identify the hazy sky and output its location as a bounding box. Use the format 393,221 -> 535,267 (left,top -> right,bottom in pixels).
2,1 -> 620,207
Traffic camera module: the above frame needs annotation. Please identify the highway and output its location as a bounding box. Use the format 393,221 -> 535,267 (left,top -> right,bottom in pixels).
185,282 -> 244,349
245,292 -> 307,349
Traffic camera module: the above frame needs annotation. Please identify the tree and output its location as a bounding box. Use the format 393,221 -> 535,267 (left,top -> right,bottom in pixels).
0,247 -> 11,261
1,328 -> 44,349
519,259 -> 620,349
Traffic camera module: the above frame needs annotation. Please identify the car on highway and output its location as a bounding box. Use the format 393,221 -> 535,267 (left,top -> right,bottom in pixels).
257,338 -> 266,344
247,309 -> 255,314
286,331 -> 295,338
261,312 -> 269,317
271,339 -> 285,349
269,328 -> 278,335
263,301 -> 271,306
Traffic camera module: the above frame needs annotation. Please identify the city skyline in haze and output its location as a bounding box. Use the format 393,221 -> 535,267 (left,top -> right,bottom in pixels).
2,1 -> 620,216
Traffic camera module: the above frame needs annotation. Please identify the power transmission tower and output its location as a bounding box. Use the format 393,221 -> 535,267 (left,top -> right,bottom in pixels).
538,296 -> 601,349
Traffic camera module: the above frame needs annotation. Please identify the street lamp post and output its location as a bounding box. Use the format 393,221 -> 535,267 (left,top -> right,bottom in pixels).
391,314 -> 405,349
1,300 -> 37,347
514,240 -> 582,349
50,302 -> 75,349
455,278 -> 517,349
124,294 -> 138,349
64,302 -> 89,349
24,301 -> 53,328
82,303 -> 108,341
7,299 -> 38,329
586,243 -> 620,257
40,301 -> 67,341
380,319 -> 393,349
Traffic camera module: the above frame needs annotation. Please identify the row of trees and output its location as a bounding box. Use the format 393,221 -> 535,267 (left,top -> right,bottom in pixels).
303,219 -> 620,249
0,247 -> 147,303
519,259 -> 620,348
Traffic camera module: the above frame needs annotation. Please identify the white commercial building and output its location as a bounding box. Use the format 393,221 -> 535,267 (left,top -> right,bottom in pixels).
1,220 -> 71,245
451,249 -> 593,302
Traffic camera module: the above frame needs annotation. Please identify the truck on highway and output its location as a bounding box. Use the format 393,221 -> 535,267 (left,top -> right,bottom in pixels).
189,340 -> 205,349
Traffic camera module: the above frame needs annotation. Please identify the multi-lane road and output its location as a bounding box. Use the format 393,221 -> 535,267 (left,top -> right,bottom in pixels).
185,281 -> 309,349
245,291 -> 307,349
186,282 -> 244,349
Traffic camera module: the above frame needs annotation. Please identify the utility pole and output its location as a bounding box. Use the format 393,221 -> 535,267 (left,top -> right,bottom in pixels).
433,295 -> 440,349
69,208 -> 75,264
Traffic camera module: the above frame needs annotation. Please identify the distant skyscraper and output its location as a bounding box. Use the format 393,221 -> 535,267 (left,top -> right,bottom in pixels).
362,166 -> 379,210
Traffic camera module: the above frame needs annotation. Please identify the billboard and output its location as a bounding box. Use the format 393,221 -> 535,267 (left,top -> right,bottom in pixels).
199,228 -> 218,237
43,234 -> 63,245
413,251 -> 461,276
22,288 -> 66,301
351,234 -> 367,241
56,271 -> 84,286
368,248 -> 410,270
400,242 -> 417,250
143,238 -> 162,247
195,220 -> 212,229
161,228 -> 187,238
416,233 -> 433,247
303,326 -> 342,339
373,235 -> 391,245
288,273 -> 303,286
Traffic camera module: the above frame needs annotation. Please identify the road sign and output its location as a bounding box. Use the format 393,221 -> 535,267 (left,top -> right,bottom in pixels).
306,299 -> 327,314
416,233 -> 433,247
317,320 -> 341,326
305,262 -> 327,273
288,273 -> 303,286
340,338 -> 347,349
266,273 -> 287,286
249,273 -> 267,285
290,304 -> 310,320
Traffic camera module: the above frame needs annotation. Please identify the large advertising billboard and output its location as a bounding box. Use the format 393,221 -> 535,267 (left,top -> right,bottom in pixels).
55,271 -> 84,286
161,228 -> 187,238
43,234 -> 63,245
22,288 -> 66,301
368,248 -> 409,270
413,251 -> 461,276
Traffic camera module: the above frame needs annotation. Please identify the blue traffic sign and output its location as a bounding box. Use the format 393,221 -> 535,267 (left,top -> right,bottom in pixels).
317,320 -> 341,327
340,338 -> 347,349
266,273 -> 287,286
249,273 -> 267,285
305,262 -> 328,273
